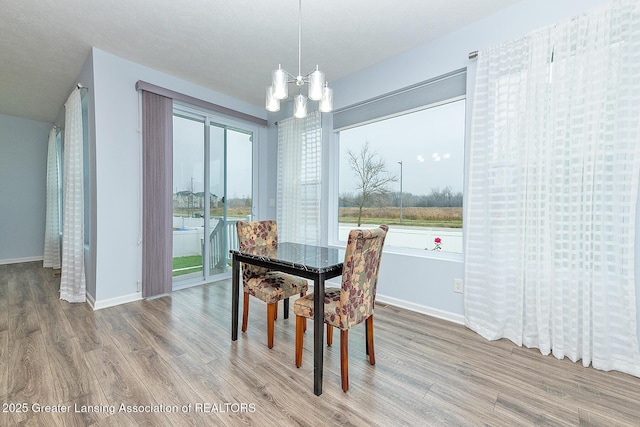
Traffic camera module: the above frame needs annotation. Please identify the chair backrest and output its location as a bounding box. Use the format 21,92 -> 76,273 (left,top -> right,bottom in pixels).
339,225 -> 388,329
236,220 -> 278,279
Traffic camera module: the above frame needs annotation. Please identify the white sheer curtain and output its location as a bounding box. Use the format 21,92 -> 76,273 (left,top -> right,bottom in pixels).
43,127 -> 60,269
60,88 -> 86,303
465,0 -> 640,376
277,110 -> 322,244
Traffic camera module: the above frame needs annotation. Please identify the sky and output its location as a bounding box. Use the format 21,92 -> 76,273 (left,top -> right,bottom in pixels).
173,98 -> 465,201
339,99 -> 465,196
173,116 -> 252,200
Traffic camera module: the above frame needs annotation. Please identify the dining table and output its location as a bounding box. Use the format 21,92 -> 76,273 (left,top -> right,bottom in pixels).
230,242 -> 344,396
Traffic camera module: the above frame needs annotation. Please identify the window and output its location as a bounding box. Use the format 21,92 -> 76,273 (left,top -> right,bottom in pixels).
334,71 -> 466,254
277,111 -> 322,245
172,106 -> 255,287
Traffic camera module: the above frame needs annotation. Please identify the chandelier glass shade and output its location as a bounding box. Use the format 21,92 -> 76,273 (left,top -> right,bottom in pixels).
265,0 -> 333,117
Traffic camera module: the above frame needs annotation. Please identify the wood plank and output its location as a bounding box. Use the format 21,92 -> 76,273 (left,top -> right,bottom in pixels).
0,266 -> 8,402
37,300 -> 78,345
45,336 -> 102,402
169,353 -> 244,427
494,391 -> 580,425
122,346 -> 216,425
0,329 -> 7,400
7,264 -> 35,318
118,303 -> 188,361
5,261 -> 640,426
84,344 -> 171,425
5,331 -> 58,425
62,307 -> 109,352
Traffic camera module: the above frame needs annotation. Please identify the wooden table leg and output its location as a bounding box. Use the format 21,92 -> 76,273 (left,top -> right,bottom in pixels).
231,254 -> 240,341
313,273 -> 325,396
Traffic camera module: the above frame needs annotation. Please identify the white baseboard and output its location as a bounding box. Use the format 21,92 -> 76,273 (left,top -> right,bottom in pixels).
86,293 -> 96,308
82,282 -> 464,324
375,294 -> 465,325
89,292 -> 143,310
0,256 -> 44,265
307,283 -> 465,325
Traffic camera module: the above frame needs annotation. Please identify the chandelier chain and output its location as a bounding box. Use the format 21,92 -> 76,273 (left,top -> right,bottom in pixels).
265,0 -> 333,116
298,0 -> 302,79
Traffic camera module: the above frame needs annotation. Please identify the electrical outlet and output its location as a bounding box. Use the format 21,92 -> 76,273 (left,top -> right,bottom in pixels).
453,278 -> 463,293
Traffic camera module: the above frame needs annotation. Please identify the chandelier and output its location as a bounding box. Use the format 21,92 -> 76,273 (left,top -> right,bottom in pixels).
265,0 -> 333,118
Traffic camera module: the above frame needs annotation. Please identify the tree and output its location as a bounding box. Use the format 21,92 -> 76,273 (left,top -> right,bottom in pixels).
347,142 -> 397,226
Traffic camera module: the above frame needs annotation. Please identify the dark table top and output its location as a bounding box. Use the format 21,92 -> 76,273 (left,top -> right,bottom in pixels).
230,242 -> 344,274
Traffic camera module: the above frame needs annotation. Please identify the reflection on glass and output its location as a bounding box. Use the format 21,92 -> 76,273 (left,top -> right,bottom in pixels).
172,115 -> 205,281
172,114 -> 254,284
207,126 -> 253,275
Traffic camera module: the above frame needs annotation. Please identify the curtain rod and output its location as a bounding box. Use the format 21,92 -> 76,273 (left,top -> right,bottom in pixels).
135,80 -> 267,127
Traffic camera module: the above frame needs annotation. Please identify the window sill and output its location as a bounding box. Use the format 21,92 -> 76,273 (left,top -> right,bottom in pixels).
328,242 -> 463,263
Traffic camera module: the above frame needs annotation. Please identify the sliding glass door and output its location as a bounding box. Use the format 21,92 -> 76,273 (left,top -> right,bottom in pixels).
208,123 -> 253,275
172,109 -> 254,288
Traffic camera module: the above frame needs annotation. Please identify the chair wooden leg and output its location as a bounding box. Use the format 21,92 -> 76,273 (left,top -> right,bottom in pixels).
366,316 -> 375,365
274,301 -> 278,320
267,303 -> 276,348
326,324 -> 333,346
241,292 -> 249,332
340,329 -> 349,392
295,315 -> 305,367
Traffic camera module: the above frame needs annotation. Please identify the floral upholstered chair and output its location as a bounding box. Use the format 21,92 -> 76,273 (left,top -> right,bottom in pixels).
236,220 -> 308,349
294,225 -> 388,392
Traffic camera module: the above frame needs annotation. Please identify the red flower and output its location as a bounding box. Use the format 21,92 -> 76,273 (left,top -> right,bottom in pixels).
434,237 -> 442,243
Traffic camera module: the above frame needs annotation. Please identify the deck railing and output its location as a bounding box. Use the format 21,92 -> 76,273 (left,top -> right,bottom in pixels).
206,218 -> 242,270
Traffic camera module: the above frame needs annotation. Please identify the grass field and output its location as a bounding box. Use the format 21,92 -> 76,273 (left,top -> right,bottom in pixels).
174,206 -> 462,227
172,207 -> 462,276
339,207 -> 462,228
173,207 -> 251,218
172,255 -> 202,276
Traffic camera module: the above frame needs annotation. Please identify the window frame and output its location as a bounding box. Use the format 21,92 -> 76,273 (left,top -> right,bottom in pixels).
328,76 -> 466,261
171,102 -> 262,287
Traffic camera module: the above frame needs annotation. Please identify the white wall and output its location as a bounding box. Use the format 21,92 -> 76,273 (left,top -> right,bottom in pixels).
86,0 -> 616,318
90,48 -> 267,306
77,52 -> 96,301
323,0 -> 611,323
0,114 -> 51,263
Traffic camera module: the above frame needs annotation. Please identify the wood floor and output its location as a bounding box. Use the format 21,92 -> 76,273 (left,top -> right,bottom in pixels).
2,262 -> 640,426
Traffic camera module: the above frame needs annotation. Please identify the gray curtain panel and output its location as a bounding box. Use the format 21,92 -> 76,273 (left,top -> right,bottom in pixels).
141,91 -> 173,298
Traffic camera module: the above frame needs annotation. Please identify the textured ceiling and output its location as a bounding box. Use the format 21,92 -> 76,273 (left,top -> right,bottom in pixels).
0,0 -> 522,123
